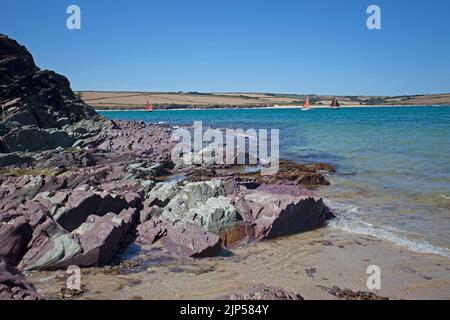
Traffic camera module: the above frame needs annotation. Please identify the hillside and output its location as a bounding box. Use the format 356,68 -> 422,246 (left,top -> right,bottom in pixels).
78,91 -> 450,110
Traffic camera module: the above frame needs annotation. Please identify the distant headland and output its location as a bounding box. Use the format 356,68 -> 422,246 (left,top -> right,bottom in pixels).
77,91 -> 450,110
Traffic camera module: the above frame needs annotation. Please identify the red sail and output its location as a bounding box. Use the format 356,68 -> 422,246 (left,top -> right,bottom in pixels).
145,100 -> 153,111
304,96 -> 310,109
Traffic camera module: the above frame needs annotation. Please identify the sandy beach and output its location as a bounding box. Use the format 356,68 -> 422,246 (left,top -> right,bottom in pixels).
25,227 -> 450,300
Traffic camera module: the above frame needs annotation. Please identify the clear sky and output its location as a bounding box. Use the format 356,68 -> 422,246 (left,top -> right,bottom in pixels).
1,0 -> 449,95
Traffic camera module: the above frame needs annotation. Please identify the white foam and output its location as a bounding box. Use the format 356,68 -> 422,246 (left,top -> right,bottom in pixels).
326,200 -> 450,259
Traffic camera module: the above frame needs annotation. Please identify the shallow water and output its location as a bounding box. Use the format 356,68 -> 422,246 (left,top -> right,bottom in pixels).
100,106 -> 450,258
27,229 -> 450,300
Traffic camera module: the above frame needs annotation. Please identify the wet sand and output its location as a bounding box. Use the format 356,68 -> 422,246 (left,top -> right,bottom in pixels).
26,227 -> 450,300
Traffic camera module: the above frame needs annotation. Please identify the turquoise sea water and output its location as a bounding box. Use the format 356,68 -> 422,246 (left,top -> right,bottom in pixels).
100,106 -> 450,257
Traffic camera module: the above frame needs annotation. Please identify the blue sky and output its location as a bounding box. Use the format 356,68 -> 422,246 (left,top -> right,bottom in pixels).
1,0 -> 449,95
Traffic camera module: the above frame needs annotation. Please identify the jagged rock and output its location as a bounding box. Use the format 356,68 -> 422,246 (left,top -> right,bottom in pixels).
101,180 -> 146,197
34,190 -> 132,232
0,216 -> 33,265
0,153 -> 34,167
161,180 -> 241,234
80,152 -> 97,167
137,217 -> 167,244
139,204 -> 163,224
160,223 -> 224,258
12,175 -> 44,202
0,257 -> 40,300
244,189 -> 329,239
124,162 -> 166,180
194,160 -> 332,188
95,123 -> 176,163
19,208 -> 138,270
67,213 -> 126,267
19,220 -> 82,271
0,34 -> 112,153
147,181 -> 181,207
1,127 -> 77,152
182,179 -> 227,202
163,196 -> 239,234
143,179 -> 331,249
118,207 -> 139,235
219,283 -> 303,300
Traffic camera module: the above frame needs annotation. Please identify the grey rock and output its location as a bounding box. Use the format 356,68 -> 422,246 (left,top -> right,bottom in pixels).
160,180 -> 240,234
163,196 -> 238,234
0,34 -> 112,153
0,153 -> 34,167
147,181 -> 181,207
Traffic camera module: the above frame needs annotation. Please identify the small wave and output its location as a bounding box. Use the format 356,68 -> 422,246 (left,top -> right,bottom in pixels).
326,201 -> 450,258
439,194 -> 450,200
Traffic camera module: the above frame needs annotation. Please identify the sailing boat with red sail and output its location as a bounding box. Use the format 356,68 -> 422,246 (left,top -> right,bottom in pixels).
145,100 -> 153,112
301,95 -> 310,111
330,97 -> 340,110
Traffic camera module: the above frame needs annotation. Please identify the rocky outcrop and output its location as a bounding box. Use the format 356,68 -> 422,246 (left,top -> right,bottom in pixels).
95,121 -> 176,165
19,208 -> 138,270
187,160 -> 334,188
137,179 -> 333,252
0,34 -> 113,153
161,223 -> 224,258
34,190 -> 134,232
0,216 -> 33,265
66,212 -> 130,267
243,188 -> 330,239
0,257 -> 40,300
161,180 -> 240,234
18,218 -> 82,271
137,217 -> 167,244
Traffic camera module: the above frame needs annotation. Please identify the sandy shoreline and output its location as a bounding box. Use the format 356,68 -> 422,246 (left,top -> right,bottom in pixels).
26,227 -> 450,300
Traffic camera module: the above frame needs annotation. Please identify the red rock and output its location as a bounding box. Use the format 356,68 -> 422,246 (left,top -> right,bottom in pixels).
18,217 -> 82,271
67,213 -> 125,267
139,204 -> 163,224
0,257 -> 40,300
0,217 -> 32,265
160,223 -> 224,258
243,187 -> 329,240
137,218 -> 167,244
217,222 -> 255,248
35,190 -> 133,232
119,207 -> 139,235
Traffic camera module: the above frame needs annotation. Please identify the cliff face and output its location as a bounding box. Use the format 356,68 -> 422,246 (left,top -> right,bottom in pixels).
0,34 -> 113,153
